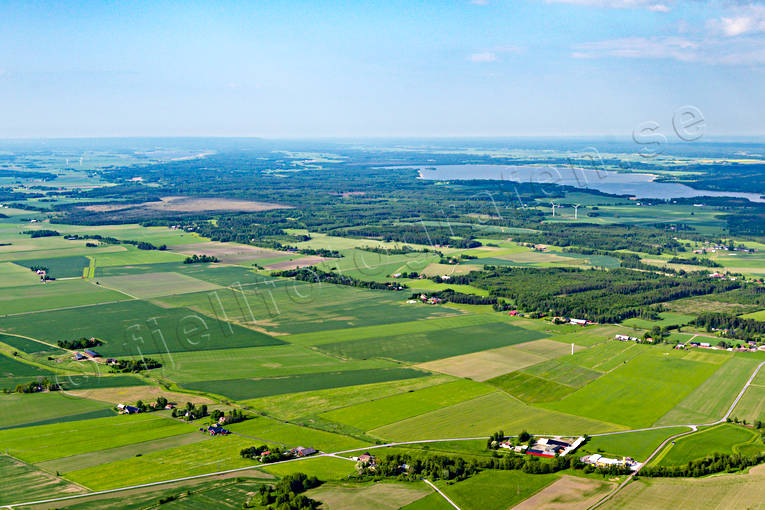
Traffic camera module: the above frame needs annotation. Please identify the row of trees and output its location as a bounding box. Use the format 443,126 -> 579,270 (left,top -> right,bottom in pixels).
273,268 -> 408,291
5,378 -> 61,394
171,402 -> 208,420
183,254 -> 219,264
109,357 -> 162,373
641,451 -> 765,478
57,337 -> 102,349
692,313 -> 765,341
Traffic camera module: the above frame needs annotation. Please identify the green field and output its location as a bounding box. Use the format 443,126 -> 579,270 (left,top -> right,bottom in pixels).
542,349 -> 721,428
486,341 -> 642,404
0,299 -> 284,356
0,392 -> 115,429
0,262 -> 40,287
97,272 -> 223,299
15,255 -> 90,278
582,427 -> 690,461
0,414 -> 198,463
0,352 -> 56,390
317,321 -> 546,363
64,434 -> 257,490
242,374 -> 455,420
156,282 -> 461,336
146,344 -> 397,383
182,367 -> 428,400
487,371 -> 580,403
0,332 -> 64,353
0,454 -> 86,506
732,384 -> 765,424
320,380 -> 494,431
656,355 -> 761,425
0,279 -> 130,315
226,415 -> 369,451
656,424 -> 765,466
622,312 -> 696,329
436,470 -> 559,510
369,391 -> 625,441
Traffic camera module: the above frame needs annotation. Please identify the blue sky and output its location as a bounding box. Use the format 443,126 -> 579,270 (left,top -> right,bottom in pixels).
0,0 -> 763,137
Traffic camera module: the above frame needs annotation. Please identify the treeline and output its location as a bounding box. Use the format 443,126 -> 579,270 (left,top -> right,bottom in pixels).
290,247 -> 342,258
413,288 -> 499,306
110,358 -> 162,373
353,452 -> 606,483
63,234 -> 166,250
335,225 -> 482,249
211,408 -> 249,425
23,229 -> 59,238
667,256 -> 722,267
171,402 -> 208,420
691,313 -> 765,341
4,378 -> 61,394
273,268 -> 408,291
245,473 -> 321,510
184,254 -> 219,264
444,267 -> 740,323
358,245 -> 438,256
642,451 -> 765,478
514,224 -> 687,255
58,337 -> 102,350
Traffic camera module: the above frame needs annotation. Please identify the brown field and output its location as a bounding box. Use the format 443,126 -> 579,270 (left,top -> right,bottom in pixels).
147,197 -> 292,212
68,386 -> 215,405
263,256 -> 328,271
417,339 -> 578,381
421,263 -> 483,276
602,464 -> 765,510
307,482 -> 430,510
169,241 -> 287,263
512,475 -> 614,510
81,196 -> 291,214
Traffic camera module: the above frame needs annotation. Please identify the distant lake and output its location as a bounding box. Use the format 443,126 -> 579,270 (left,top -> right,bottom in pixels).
407,164 -> 765,203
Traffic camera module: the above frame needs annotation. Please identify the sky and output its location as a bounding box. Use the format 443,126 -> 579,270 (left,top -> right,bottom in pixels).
0,0 -> 764,138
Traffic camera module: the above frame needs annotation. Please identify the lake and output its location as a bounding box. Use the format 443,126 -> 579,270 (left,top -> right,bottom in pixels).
408,164 -> 765,203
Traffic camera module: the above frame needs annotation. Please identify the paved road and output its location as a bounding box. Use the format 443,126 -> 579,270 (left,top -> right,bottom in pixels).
5,360 -> 764,509
423,479 -> 462,510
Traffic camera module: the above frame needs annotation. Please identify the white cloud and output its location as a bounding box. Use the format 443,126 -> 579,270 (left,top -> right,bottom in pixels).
470,0 -> 490,4
545,0 -> 673,11
708,4 -> 765,36
573,34 -> 765,65
468,52 -> 498,62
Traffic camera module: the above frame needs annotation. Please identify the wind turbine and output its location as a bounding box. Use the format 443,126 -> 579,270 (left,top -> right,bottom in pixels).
551,202 -> 557,217
573,204 -> 581,220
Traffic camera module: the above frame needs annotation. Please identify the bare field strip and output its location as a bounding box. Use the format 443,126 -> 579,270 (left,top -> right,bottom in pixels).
67,386 -> 215,406
263,256 -> 328,270
81,196 -> 292,213
168,241 -> 288,263
511,475 -> 614,510
417,344 -> 548,381
601,464 -> 765,510
96,272 -> 223,299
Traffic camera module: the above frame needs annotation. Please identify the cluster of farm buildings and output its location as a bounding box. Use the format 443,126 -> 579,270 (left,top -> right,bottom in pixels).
500,436 -> 585,458
581,454 -> 641,471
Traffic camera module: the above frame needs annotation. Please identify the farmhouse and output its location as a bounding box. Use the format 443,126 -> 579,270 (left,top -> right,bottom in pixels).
117,404 -> 141,414
202,425 -> 230,436
73,352 -> 87,361
290,446 -> 317,457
